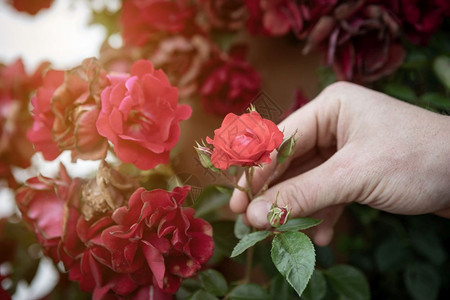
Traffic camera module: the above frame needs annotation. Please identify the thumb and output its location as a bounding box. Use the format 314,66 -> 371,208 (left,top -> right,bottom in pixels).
246,149 -> 356,228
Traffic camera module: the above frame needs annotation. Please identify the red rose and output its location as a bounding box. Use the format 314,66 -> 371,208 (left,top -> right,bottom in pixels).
151,35 -> 212,98
206,111 -> 283,170
9,0 -> 54,15
102,186 -> 214,293
96,59 -> 191,170
121,0 -> 195,47
199,47 -> 261,116
198,0 -> 248,31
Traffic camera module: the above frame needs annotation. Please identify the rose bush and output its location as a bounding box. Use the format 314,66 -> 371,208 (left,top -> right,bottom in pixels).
206,110 -> 283,170
198,0 -> 248,31
96,59 -> 192,170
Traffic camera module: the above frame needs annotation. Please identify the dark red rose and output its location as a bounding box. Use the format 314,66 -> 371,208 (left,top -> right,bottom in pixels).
151,35 -> 212,98
96,59 -> 191,170
305,2 -> 406,82
199,47 -> 261,116
198,0 -> 248,31
102,186 -> 214,293
121,0 -> 195,47
396,0 -> 450,44
206,110 -> 284,170
8,0 -> 54,15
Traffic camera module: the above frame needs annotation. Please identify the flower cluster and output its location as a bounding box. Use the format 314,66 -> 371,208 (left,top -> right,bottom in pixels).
0,59 -> 48,187
245,0 -> 450,82
118,0 -> 261,116
27,58 -> 190,170
16,163 -> 213,299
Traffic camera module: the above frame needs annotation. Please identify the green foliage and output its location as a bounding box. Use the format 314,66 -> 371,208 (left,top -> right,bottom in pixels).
193,185 -> 232,219
228,284 -> 271,300
234,215 -> 251,239
326,265 -> 370,300
198,270 -> 228,297
231,231 -> 271,258
301,270 -> 327,300
271,232 -> 315,297
188,290 -> 219,300
405,262 -> 441,300
276,217 -> 322,232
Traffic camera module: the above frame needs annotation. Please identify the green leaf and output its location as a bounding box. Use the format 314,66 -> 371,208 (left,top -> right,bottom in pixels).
176,278 -> 202,300
198,269 -> 228,296
326,265 -> 370,300
229,284 -> 271,300
271,232 -> 315,297
276,217 -> 322,232
193,185 -> 232,218
301,270 -> 327,300
433,56 -> 450,89
188,289 -> 219,300
420,93 -> 450,111
404,262 -> 440,300
270,274 -> 293,300
409,221 -> 447,265
231,231 -> 271,258
210,221 -> 238,264
234,215 -> 251,239
383,83 -> 416,103
375,237 -> 408,272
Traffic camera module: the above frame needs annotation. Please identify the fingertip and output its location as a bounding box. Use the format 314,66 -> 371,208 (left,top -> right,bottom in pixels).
229,188 -> 249,214
246,198 -> 272,229
312,227 -> 334,246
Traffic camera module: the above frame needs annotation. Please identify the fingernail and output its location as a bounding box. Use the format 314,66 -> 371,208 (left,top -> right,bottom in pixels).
247,198 -> 272,228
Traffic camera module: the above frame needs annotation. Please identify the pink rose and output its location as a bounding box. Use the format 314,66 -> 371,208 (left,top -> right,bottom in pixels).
206,111 -> 284,170
199,47 -> 261,116
96,60 -> 191,170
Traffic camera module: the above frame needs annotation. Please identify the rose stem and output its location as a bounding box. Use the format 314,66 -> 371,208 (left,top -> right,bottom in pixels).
244,167 -> 255,283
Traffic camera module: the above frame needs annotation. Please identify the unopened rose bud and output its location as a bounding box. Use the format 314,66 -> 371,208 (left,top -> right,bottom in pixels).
194,142 -> 221,173
277,131 -> 297,164
267,194 -> 291,227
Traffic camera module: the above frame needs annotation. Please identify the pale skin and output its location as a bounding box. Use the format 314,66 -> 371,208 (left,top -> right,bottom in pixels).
230,82 -> 450,246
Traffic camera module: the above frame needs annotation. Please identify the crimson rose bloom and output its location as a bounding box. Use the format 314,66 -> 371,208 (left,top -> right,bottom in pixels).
206,111 -> 283,170
121,0 -> 195,47
199,48 -> 261,116
101,186 -> 214,293
96,60 -> 192,170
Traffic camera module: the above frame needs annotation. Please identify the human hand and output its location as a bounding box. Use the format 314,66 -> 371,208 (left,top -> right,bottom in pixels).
230,82 -> 450,246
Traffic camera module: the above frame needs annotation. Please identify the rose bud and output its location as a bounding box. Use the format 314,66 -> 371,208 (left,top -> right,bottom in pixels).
277,130 -> 297,164
267,194 -> 291,227
194,141 -> 221,173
